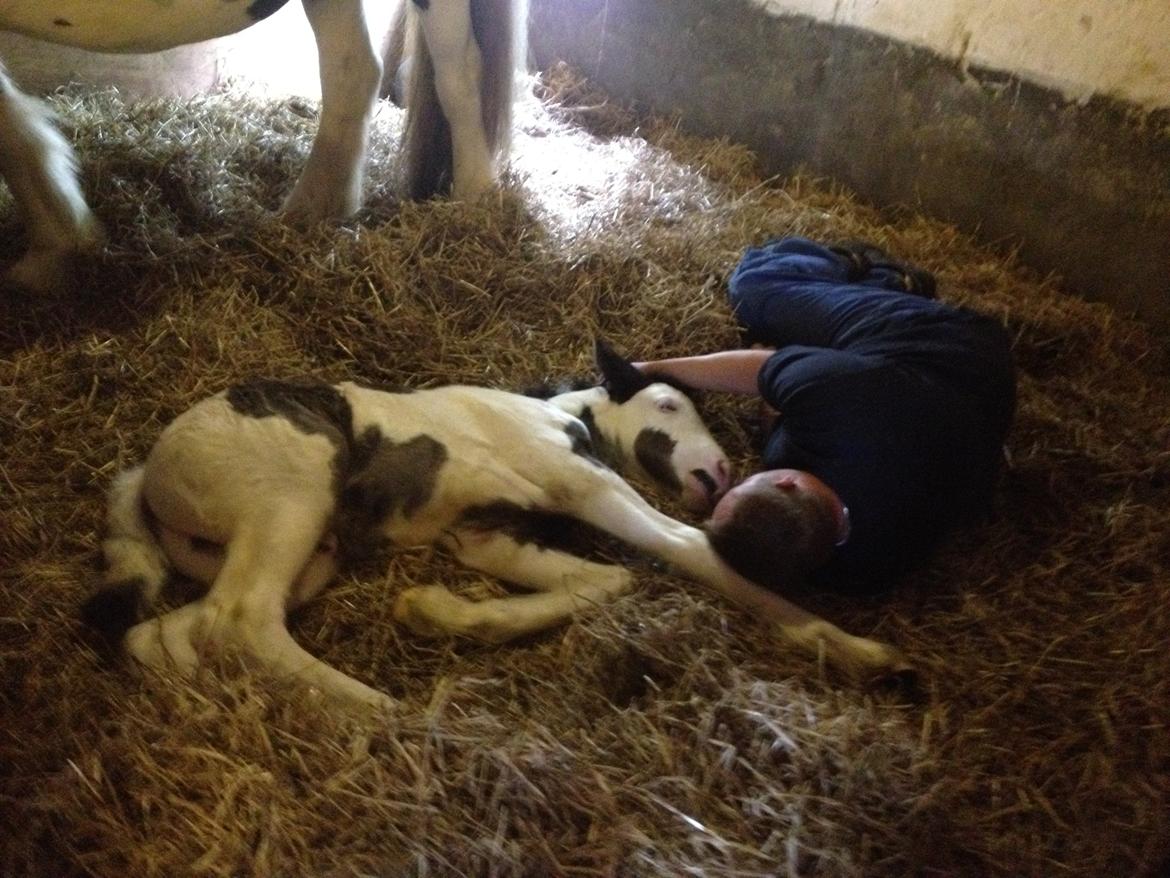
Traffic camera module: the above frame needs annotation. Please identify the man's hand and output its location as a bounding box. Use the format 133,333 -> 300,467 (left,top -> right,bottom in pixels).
633,348 -> 776,395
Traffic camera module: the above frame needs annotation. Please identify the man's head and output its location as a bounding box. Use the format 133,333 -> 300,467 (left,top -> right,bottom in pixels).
705,469 -> 850,587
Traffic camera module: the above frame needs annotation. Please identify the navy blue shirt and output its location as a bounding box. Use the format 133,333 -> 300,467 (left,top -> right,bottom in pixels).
730,238 -> 1016,590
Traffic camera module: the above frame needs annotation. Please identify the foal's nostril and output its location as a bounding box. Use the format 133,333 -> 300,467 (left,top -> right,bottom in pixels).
691,468 -> 719,498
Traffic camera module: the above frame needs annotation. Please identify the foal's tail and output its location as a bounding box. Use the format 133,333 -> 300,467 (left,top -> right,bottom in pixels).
401,0 -> 526,199
81,466 -> 169,647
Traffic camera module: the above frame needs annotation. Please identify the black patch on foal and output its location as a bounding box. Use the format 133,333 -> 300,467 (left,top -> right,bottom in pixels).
246,0 -> 292,22
80,579 -> 145,651
227,378 -> 361,497
335,430 -> 448,563
227,379 -> 352,436
227,378 -> 352,436
577,406 -> 625,470
411,0 -> 430,10
564,419 -> 605,467
458,501 -> 613,559
634,428 -> 680,493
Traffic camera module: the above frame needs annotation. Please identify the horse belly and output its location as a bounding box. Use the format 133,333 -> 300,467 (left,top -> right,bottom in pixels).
0,0 -> 287,53
141,396 -> 338,543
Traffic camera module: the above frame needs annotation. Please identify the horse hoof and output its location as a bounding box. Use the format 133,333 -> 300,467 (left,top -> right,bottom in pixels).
5,232 -> 102,293
280,183 -> 361,227
4,252 -> 71,293
393,585 -> 461,638
450,168 -> 496,203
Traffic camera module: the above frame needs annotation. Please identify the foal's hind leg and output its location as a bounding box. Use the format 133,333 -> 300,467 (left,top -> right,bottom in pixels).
282,0 -> 383,222
0,62 -> 101,291
394,529 -> 634,642
126,508 -> 393,710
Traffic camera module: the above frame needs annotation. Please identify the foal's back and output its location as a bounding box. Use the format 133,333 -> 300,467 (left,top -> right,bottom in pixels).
141,380 -> 593,553
340,382 -> 593,541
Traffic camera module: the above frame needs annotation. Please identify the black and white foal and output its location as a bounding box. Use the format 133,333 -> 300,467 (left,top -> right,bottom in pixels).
88,342 -> 910,709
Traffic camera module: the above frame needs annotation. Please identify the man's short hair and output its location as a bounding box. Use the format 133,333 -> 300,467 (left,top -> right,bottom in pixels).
706,484 -> 839,588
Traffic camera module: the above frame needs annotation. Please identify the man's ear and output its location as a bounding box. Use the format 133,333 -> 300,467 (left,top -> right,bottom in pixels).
594,337 -> 651,403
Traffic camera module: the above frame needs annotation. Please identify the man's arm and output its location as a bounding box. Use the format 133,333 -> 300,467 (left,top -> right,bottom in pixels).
634,349 -> 776,395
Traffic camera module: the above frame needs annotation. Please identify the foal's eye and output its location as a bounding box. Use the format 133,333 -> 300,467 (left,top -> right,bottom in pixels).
656,398 -> 679,413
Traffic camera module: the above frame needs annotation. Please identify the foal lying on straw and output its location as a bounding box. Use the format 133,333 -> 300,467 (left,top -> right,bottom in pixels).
84,341 -> 911,709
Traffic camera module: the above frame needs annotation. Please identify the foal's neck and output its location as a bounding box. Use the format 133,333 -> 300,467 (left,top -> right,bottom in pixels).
547,385 -> 611,420
546,386 -> 625,449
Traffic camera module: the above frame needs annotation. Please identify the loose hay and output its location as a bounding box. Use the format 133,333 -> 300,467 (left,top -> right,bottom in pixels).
1,67 -> 1168,877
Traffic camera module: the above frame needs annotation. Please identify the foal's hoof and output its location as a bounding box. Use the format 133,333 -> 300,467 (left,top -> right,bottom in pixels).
393,585 -> 461,638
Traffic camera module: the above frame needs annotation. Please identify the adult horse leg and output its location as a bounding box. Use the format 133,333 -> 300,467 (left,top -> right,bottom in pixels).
281,0 -> 383,223
380,0 -> 414,105
395,528 -> 634,642
405,0 -> 516,199
0,60 -> 101,291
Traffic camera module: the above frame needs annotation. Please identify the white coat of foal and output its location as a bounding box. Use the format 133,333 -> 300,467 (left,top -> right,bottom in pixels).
0,0 -> 521,289
88,342 -> 911,710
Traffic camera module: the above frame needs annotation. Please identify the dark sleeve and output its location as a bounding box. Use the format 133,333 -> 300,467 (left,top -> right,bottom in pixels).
758,346 -> 885,413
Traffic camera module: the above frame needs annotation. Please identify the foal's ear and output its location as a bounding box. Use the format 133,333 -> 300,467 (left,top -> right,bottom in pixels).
595,337 -> 651,403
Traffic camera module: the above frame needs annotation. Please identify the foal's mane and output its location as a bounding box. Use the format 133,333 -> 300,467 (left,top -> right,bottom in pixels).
523,377 -> 596,400
524,374 -> 703,403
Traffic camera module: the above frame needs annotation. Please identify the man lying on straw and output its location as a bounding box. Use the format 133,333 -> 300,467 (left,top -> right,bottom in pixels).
638,237 -> 1017,593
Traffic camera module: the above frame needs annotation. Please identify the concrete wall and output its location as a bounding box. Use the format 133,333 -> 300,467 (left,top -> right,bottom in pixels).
754,0 -> 1170,110
529,0 -> 1170,330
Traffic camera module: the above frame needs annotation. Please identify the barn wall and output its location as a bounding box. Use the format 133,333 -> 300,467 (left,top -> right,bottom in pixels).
754,0 -> 1170,110
529,0 -> 1170,330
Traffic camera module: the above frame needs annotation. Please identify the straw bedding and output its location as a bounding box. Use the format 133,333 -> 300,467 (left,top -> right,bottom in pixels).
1,65 -> 1167,877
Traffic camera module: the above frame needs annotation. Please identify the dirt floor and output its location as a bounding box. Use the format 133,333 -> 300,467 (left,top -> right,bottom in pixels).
1,67 -> 1168,877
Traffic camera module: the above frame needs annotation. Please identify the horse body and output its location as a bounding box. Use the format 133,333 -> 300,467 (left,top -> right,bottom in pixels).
0,0 -> 520,289
0,0 -> 289,53
86,343 -> 910,710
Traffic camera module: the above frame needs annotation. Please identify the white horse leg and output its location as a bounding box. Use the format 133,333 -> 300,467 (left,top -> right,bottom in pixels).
0,62 -> 101,291
566,469 -> 913,682
417,0 -> 494,199
128,507 -> 393,710
380,0 -> 414,104
125,602 -> 205,674
394,528 -> 634,641
282,0 -> 383,222
394,583 -> 632,643
157,524 -> 340,611
444,528 -> 632,594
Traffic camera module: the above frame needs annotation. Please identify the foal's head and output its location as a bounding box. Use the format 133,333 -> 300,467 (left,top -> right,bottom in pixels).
589,339 -> 732,512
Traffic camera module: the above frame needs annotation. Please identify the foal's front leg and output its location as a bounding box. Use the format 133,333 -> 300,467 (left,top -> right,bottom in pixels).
444,527 -> 632,594
394,528 -> 634,642
282,0 -> 383,222
566,469 -> 913,683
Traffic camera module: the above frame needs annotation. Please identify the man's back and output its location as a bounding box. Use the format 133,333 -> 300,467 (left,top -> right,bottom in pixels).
731,238 -> 1016,590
